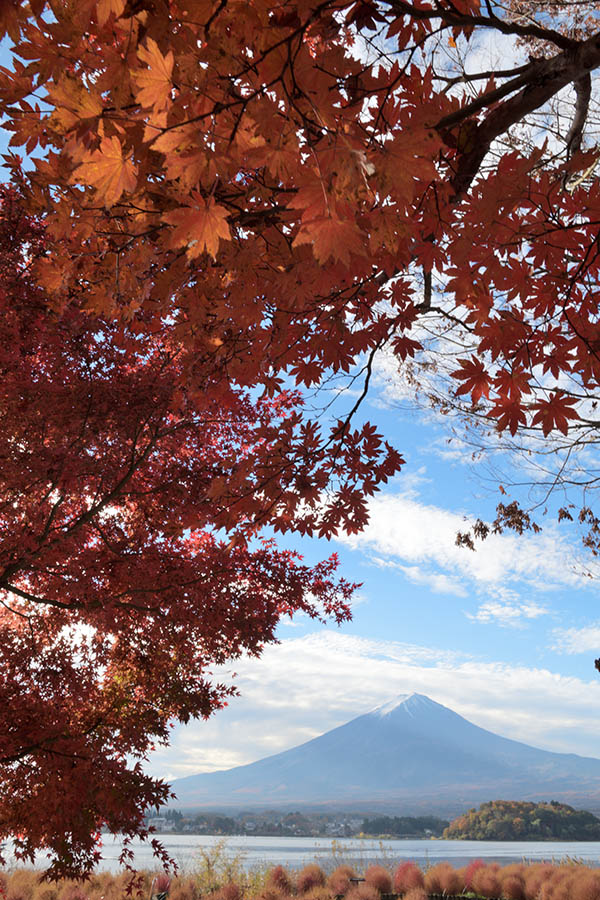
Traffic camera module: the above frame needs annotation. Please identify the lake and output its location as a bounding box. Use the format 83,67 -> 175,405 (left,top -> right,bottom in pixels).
10,834 -> 600,873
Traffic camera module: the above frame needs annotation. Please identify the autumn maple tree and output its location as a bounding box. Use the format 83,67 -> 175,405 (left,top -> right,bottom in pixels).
3,0 -> 600,877
0,185 -> 368,877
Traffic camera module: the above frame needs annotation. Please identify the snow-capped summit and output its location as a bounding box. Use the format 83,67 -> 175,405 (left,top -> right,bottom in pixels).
373,692 -> 437,717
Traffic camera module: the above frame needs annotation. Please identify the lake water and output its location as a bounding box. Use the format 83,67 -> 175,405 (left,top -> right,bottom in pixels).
12,834 -> 600,873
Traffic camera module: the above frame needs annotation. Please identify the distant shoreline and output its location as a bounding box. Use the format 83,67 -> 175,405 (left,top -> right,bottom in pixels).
140,828 -> 600,842
10,833 -> 600,874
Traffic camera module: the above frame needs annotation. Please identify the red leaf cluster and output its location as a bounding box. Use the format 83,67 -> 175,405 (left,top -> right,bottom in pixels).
0,188 -> 356,876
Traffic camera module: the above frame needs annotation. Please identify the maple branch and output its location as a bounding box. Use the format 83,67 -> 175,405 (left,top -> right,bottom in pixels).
1,710 -> 120,766
425,302 -> 475,330
438,62 -> 533,90
435,61 -> 540,132
2,582 -> 73,610
0,595 -> 33,622
2,744 -> 92,765
446,33 -> 600,197
204,0 -> 228,34
327,339 -> 384,450
60,429 -> 162,540
0,419 -> 166,596
385,0 -> 576,48
565,72 -> 592,156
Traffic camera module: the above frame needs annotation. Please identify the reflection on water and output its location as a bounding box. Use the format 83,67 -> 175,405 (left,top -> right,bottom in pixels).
7,834 -> 600,873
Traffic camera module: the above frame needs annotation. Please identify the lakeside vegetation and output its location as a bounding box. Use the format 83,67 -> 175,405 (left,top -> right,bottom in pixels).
156,804 -> 600,841
152,811 -> 364,837
360,817 -> 449,838
4,857 -> 600,900
443,801 -> 600,841
151,812 -> 448,839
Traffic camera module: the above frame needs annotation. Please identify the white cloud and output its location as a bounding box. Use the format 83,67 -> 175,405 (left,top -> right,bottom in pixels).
467,599 -> 550,627
146,630 -> 600,782
336,491 -> 593,598
553,623 -> 600,655
371,555 -> 467,596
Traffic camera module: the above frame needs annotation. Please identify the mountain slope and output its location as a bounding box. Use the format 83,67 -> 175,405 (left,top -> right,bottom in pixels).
170,693 -> 600,812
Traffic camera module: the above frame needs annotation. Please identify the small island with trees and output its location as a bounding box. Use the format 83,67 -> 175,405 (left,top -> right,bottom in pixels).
443,800 -> 600,841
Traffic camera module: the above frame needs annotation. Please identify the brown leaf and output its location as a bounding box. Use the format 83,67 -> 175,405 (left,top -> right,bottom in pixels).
96,0 -> 126,25
72,136 -> 138,207
133,38 -> 174,111
163,194 -> 231,259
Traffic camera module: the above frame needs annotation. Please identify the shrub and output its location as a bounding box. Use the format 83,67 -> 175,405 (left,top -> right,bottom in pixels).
523,864 -> 556,900
437,863 -> 462,896
424,863 -> 462,896
151,876 -> 172,897
192,838 -> 249,893
363,868 -> 392,895
255,888 -> 285,900
401,891 -> 427,900
392,863 -> 424,894
327,866 -> 356,896
502,876 -> 527,900
213,883 -> 242,900
58,884 -> 87,900
345,885 -> 379,900
296,867 -> 325,894
462,859 -> 485,892
541,870 -> 577,900
84,872 -> 112,900
471,864 -> 502,899
31,888 -> 58,900
168,879 -> 200,900
500,866 -> 527,900
303,888 -> 331,900
7,871 -> 39,900
569,870 -> 600,900
266,867 -> 292,895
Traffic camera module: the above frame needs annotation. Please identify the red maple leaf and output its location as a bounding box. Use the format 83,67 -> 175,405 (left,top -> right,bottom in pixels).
531,392 -> 581,436
451,357 -> 491,403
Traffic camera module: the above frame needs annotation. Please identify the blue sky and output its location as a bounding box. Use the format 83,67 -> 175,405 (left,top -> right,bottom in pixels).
2,29 -> 600,790
148,347 -> 600,783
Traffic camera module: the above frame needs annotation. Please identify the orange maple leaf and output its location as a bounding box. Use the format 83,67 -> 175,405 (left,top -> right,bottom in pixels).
163,195 -> 231,259
47,76 -> 102,132
0,0 -> 20,41
72,136 -> 137,207
133,38 -> 174,112
293,214 -> 364,265
96,0 -> 125,26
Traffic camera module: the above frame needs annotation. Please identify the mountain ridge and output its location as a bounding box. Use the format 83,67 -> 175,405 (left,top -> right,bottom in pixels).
169,693 -> 600,815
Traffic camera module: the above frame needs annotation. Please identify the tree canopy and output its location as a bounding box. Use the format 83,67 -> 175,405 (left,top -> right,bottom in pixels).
2,0 -> 600,877
443,800 -> 600,841
0,186 -> 357,877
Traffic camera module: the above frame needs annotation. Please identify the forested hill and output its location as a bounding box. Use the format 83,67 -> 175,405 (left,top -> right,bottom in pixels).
443,801 -> 600,840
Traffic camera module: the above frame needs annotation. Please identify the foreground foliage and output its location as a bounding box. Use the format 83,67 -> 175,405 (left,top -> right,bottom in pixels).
0,189 -> 354,878
4,858 -> 600,900
3,0 -> 600,544
443,801 -> 600,842
4,0 -> 600,878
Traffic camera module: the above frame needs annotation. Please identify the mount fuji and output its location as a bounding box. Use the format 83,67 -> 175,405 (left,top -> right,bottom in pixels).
169,693 -> 600,815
